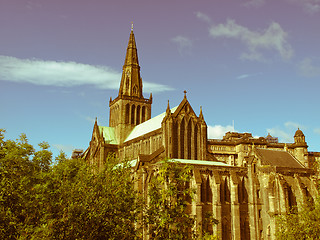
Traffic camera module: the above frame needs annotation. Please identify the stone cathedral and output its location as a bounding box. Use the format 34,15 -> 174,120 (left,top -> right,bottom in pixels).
83,28 -> 320,239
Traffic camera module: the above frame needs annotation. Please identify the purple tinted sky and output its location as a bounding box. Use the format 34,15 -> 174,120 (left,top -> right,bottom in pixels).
1,0 -> 320,157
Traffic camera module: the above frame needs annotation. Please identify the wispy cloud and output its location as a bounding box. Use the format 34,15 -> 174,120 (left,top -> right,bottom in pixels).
299,58 -> 320,77
171,36 -> 193,55
236,72 -> 262,80
208,125 -> 235,139
286,0 -> 320,14
84,116 -> 96,124
314,128 -> 320,135
267,128 -> 292,142
52,144 -> 77,154
26,0 -> 42,10
0,56 -> 173,93
208,19 -> 294,61
195,11 -> 211,23
244,0 -> 266,8
284,121 -> 305,129
267,121 -> 305,142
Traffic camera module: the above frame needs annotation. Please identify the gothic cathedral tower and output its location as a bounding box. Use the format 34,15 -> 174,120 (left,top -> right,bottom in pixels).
109,27 -> 152,143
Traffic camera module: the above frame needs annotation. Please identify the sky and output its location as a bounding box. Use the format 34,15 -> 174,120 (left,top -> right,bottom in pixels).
1,0 -> 320,158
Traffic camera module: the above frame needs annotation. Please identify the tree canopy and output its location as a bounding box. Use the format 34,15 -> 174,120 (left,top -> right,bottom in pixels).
276,161 -> 320,240
0,129 -> 217,239
0,129 -> 139,239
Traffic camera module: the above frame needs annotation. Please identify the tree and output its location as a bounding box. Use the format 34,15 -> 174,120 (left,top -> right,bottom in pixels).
145,159 -> 217,239
0,129 -> 52,239
30,155 -> 141,240
0,130 -> 140,239
145,159 -> 195,239
276,160 -> 320,240
276,199 -> 320,240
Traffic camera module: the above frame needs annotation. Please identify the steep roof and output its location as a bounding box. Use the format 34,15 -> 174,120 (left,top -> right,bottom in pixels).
98,126 -> 118,145
125,106 -> 178,142
255,148 -> 305,168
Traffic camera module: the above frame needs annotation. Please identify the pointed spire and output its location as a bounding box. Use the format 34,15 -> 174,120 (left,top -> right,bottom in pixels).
124,28 -> 139,67
199,106 -> 204,121
184,90 -> 187,99
118,26 -> 143,98
94,117 -> 98,129
166,100 -> 170,113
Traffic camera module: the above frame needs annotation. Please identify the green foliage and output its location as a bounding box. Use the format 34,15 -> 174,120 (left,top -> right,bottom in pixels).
32,156 -> 140,239
145,159 -> 196,239
0,130 -> 140,239
0,130 -> 218,239
0,129 -> 46,239
276,199 -> 320,240
276,158 -> 320,240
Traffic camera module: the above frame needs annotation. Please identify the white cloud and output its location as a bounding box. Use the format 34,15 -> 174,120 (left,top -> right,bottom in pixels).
195,11 -> 211,23
208,19 -> 293,61
284,121 -> 304,129
84,116 -> 96,124
52,144 -> 76,153
236,72 -> 262,80
314,128 -> 320,135
0,56 -> 173,93
266,128 -> 292,142
208,125 -> 235,139
267,121 -> 305,143
299,58 -> 320,77
244,0 -> 265,7
171,36 -> 193,54
286,0 -> 320,14
237,74 -> 250,80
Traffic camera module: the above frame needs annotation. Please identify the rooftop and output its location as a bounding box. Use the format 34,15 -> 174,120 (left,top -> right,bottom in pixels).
255,148 -> 305,168
98,126 -> 118,145
169,159 -> 232,167
125,106 -> 178,142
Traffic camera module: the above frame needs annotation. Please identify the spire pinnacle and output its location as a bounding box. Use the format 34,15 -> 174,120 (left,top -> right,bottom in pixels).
118,28 -> 142,97
166,100 -> 170,112
199,106 -> 205,122
184,90 -> 187,98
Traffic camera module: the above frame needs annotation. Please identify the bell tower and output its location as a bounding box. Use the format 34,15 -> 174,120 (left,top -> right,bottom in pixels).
293,128 -> 308,167
109,25 -> 152,144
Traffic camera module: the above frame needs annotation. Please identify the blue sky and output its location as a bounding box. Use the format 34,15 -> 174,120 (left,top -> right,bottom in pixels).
1,0 -> 320,157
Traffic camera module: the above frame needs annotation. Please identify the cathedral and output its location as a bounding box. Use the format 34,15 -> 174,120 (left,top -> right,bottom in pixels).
83,28 -> 320,239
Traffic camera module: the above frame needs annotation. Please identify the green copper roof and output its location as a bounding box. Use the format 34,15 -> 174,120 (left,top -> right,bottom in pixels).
125,106 -> 178,142
98,126 -> 118,145
169,159 -> 232,167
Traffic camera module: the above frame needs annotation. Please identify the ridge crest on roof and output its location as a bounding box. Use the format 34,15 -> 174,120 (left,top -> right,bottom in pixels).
125,106 -> 178,142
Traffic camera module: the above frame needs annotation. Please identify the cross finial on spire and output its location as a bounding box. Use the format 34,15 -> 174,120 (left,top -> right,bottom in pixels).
131,21 -> 134,31
184,90 -> 187,98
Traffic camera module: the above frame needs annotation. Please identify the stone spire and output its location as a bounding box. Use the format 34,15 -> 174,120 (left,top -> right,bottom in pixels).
199,106 -> 204,121
118,26 -> 143,98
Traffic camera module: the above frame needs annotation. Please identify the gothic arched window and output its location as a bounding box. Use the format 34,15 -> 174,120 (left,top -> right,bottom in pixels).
131,105 -> 135,124
141,106 -> 145,123
187,119 -> 192,159
136,105 -> 140,125
133,85 -> 138,96
180,118 -> 185,159
125,104 -> 130,124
